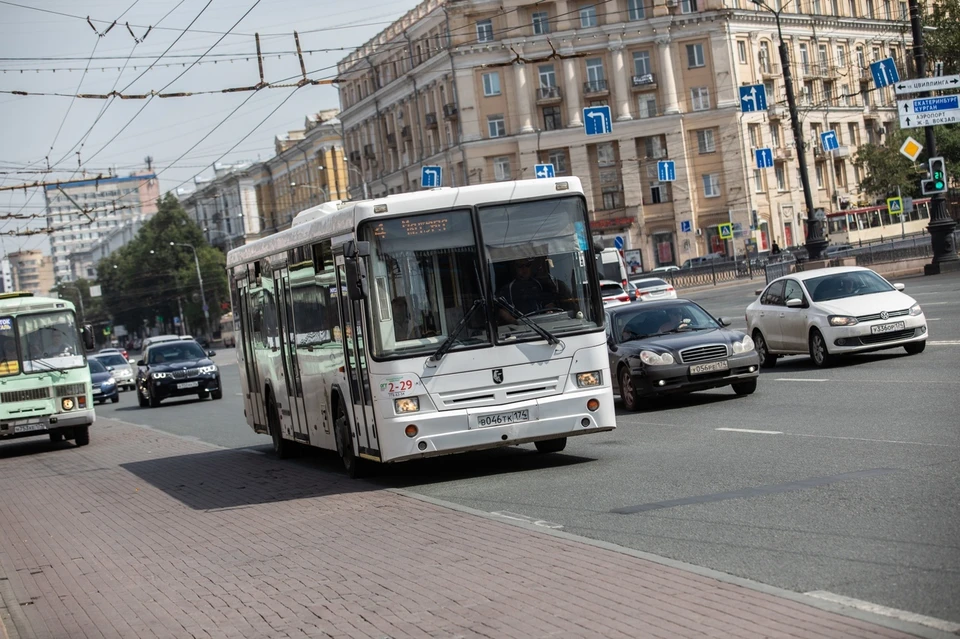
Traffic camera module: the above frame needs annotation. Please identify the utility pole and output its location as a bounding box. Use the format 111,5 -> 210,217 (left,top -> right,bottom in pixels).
907,0 -> 959,273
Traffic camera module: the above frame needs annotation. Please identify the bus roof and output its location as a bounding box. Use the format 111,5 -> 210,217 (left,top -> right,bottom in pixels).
225,177 -> 584,270
0,292 -> 76,313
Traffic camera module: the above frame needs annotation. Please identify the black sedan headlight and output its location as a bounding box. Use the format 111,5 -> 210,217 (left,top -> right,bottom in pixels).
639,350 -> 675,365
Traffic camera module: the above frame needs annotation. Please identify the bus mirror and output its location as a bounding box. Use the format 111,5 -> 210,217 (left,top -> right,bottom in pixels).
343,240 -> 371,259
355,241 -> 370,258
344,258 -> 369,301
81,325 -> 95,351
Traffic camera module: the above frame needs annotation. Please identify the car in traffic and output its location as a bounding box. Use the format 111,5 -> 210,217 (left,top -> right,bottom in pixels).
680,253 -> 726,269
136,340 -> 222,407
606,299 -> 760,410
629,276 -> 677,302
99,346 -> 129,361
600,279 -> 630,305
91,352 -> 136,391
89,357 -> 119,404
651,265 -> 680,274
141,334 -> 187,350
824,243 -> 856,259
746,266 -> 927,368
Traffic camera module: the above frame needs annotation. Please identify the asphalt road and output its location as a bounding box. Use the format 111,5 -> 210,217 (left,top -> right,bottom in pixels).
85,269 -> 960,626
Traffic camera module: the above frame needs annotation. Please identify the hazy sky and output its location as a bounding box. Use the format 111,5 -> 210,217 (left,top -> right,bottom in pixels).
0,0 -> 411,256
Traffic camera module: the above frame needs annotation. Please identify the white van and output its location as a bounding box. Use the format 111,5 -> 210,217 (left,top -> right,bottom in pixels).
141,334 -> 187,349
595,248 -> 629,289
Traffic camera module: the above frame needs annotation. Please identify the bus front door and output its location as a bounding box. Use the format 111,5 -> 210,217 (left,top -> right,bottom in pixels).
275,268 -> 310,443
237,274 -> 266,431
335,253 -> 380,461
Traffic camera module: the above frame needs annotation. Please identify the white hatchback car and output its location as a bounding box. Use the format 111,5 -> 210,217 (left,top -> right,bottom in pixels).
746,266 -> 927,368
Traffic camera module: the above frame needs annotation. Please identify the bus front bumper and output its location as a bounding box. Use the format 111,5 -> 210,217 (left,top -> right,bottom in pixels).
0,409 -> 95,440
383,388 -> 615,463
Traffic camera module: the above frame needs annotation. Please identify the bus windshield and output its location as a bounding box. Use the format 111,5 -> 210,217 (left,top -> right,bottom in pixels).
363,209 -> 489,358
480,196 -> 600,342
16,311 -> 85,373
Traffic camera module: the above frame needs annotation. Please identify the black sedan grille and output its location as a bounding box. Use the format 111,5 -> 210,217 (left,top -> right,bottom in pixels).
858,328 -> 917,345
856,309 -> 909,322
171,369 -> 200,380
679,344 -> 728,363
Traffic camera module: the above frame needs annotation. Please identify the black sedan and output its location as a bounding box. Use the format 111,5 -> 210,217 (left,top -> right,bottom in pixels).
136,340 -> 222,408
606,299 -> 761,410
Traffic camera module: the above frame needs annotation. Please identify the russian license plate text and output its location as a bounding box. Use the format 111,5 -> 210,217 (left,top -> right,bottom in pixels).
689,360 -> 729,375
477,409 -> 530,428
177,381 -> 199,389
871,321 -> 905,334
13,423 -> 45,434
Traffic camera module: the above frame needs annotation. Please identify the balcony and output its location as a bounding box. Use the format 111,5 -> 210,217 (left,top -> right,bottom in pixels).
386,132 -> 397,149
759,62 -> 781,79
802,64 -> 832,78
768,105 -> 785,119
443,103 -> 458,119
349,150 -> 362,164
536,86 -> 563,105
363,144 -> 376,160
774,147 -> 793,160
401,125 -> 412,141
583,79 -> 609,97
630,73 -> 658,90
425,112 -> 438,129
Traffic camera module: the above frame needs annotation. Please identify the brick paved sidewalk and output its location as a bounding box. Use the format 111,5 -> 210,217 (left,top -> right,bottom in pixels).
0,419 -> 944,639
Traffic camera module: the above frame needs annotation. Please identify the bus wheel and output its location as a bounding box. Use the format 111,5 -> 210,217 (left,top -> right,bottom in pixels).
74,426 -> 90,447
49,431 -> 64,443
268,395 -> 290,459
335,399 -> 364,478
534,438 -> 567,453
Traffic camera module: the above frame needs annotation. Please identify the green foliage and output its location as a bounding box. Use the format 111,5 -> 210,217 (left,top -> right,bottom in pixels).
96,193 -> 228,337
924,0 -> 960,76
853,123 -> 960,199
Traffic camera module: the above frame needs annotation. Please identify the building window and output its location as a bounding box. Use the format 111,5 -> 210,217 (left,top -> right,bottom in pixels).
703,173 -> 721,197
776,164 -> 787,191
539,64 -> 556,87
848,122 -> 860,145
834,160 -> 846,187
848,0 -> 858,14
866,0 -> 875,16
532,11 -> 550,34
813,0 -> 822,11
543,106 -> 562,130
836,45 -> 847,67
754,169 -> 764,193
737,40 -> 748,64
696,129 -> 716,154
487,114 -> 506,138
680,0 -> 698,13
494,156 -> 512,181
597,142 -> 616,166
482,72 -> 500,96
823,81 -> 834,104
476,19 -> 494,42
690,87 -> 710,111
770,123 -> 781,147
638,95 -> 658,118
748,123 -> 761,147
686,43 -> 705,68
628,0 -> 645,20
633,50 -> 651,77
815,162 -> 825,189
586,58 -> 605,85
579,5 -> 597,27
548,150 -> 568,174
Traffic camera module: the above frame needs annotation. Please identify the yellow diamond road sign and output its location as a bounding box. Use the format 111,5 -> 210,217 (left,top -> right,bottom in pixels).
887,196 -> 903,215
718,223 -> 733,240
899,137 -> 923,162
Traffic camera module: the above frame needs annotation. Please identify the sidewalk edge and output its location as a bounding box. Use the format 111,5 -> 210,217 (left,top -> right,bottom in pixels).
391,487 -> 957,639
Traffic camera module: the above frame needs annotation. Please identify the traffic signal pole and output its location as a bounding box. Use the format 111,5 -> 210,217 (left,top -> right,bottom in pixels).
907,0 -> 959,272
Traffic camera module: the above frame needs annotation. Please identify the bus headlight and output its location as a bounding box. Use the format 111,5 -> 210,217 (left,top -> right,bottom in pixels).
394,397 -> 420,414
61,397 -> 75,411
576,371 -> 602,387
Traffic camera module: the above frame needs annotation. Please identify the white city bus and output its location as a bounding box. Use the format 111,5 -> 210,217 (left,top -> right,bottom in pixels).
226,177 -> 615,475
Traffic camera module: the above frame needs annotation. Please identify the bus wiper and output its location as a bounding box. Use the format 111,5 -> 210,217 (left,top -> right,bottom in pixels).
430,298 -> 485,362
30,357 -> 67,375
494,296 -> 559,345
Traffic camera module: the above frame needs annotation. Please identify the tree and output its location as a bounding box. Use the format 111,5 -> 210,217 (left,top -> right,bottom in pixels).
924,0 -> 960,76
854,123 -> 960,200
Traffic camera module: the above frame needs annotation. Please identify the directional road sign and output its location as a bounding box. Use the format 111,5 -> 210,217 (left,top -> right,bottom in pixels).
614,236 -> 624,250
421,165 -> 442,188
820,130 -> 840,152
739,84 -> 768,112
718,223 -> 733,240
534,163 -> 555,179
583,106 -> 612,136
899,136 -> 923,162
755,147 -> 774,169
680,220 -> 692,233
898,95 -> 960,129
870,57 -> 900,88
657,160 -> 676,182
887,196 -> 903,215
894,74 -> 960,95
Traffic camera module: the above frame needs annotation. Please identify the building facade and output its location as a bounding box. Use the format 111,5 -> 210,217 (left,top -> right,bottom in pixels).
7,250 -> 56,297
45,173 -> 160,281
336,0 -> 906,268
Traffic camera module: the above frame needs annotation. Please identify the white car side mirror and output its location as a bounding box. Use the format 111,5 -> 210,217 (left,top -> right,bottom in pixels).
893,283 -> 905,291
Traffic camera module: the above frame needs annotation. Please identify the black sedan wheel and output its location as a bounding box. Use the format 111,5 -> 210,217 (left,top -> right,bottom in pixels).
618,367 -> 641,411
732,379 -> 758,396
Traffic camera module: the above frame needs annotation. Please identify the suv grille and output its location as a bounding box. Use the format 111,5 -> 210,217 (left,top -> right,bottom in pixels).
172,369 -> 199,380
679,344 -> 728,363
1,387 -> 51,403
856,309 -> 910,322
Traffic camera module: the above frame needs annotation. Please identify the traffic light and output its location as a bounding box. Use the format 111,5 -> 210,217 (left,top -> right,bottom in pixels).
921,156 -> 947,195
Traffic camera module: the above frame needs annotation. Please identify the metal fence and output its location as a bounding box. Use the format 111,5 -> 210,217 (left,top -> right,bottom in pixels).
660,259 -> 761,290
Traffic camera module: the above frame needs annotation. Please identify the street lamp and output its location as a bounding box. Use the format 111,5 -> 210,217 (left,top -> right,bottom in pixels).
751,0 -> 828,261
58,284 -> 85,324
345,165 -> 370,200
290,181 -> 328,203
169,242 -> 209,337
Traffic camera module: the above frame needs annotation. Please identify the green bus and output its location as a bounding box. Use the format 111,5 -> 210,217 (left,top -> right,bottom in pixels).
0,291 -> 96,446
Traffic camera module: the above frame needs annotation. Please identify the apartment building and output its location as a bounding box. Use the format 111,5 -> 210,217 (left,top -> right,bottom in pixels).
7,250 -> 55,297
336,0 -> 906,268
45,172 -> 159,281
180,161 -> 263,252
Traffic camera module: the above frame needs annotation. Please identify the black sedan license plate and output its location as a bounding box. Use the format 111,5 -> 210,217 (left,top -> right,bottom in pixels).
477,409 -> 529,428
689,360 -> 729,375
870,321 -> 905,334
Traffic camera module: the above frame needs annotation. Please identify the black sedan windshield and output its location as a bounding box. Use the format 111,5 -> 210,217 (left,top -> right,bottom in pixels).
614,303 -> 718,341
147,342 -> 207,364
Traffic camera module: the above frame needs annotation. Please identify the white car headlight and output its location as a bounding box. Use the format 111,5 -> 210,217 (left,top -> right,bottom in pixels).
909,303 -> 922,316
105,377 -> 116,386
198,365 -> 218,374
828,315 -> 859,326
640,350 -> 675,366
394,397 -> 420,413
732,335 -> 756,354
576,371 -> 602,387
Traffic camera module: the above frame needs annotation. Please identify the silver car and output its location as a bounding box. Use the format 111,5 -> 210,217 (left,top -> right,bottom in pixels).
92,352 -> 136,391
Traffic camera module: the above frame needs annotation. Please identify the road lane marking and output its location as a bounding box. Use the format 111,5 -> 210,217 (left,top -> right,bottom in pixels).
716,428 -> 783,434
805,591 -> 960,633
927,340 -> 960,345
774,378 -> 829,382
491,511 -> 563,529
786,433 -> 958,447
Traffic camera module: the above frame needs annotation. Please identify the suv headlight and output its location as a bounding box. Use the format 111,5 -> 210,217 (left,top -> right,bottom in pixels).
576,371 -> 602,387
198,365 -> 218,374
394,397 -> 420,413
828,315 -> 859,326
732,335 -> 756,354
151,372 -> 169,379
640,350 -> 675,366
909,303 -> 922,316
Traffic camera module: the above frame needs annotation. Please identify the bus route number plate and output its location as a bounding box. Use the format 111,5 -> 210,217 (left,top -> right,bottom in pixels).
477,409 -> 529,428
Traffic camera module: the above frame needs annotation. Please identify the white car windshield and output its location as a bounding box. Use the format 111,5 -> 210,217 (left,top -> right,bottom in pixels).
96,353 -> 128,367
806,271 -> 894,302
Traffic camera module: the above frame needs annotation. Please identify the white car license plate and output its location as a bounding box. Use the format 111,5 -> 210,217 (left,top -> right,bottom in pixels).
177,381 -> 199,389
477,409 -> 530,428
689,360 -> 729,375
870,321 -> 905,334
13,422 -> 45,434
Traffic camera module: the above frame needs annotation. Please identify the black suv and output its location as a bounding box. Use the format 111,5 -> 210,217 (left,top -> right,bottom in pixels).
136,340 -> 222,407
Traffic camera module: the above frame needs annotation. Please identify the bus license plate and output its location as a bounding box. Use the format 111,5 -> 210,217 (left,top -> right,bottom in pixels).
689,360 -> 729,375
871,321 -> 905,334
477,410 -> 529,428
177,381 -> 199,389
13,422 -> 45,434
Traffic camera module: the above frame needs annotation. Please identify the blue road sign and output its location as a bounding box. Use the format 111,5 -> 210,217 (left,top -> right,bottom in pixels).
755,147 -> 774,169
680,220 -> 692,233
582,106 -> 613,136
614,236 -> 624,250
421,165 -> 442,188
534,163 -> 555,179
738,84 -> 768,112
657,160 -> 676,182
870,57 -> 900,88
820,131 -> 840,152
